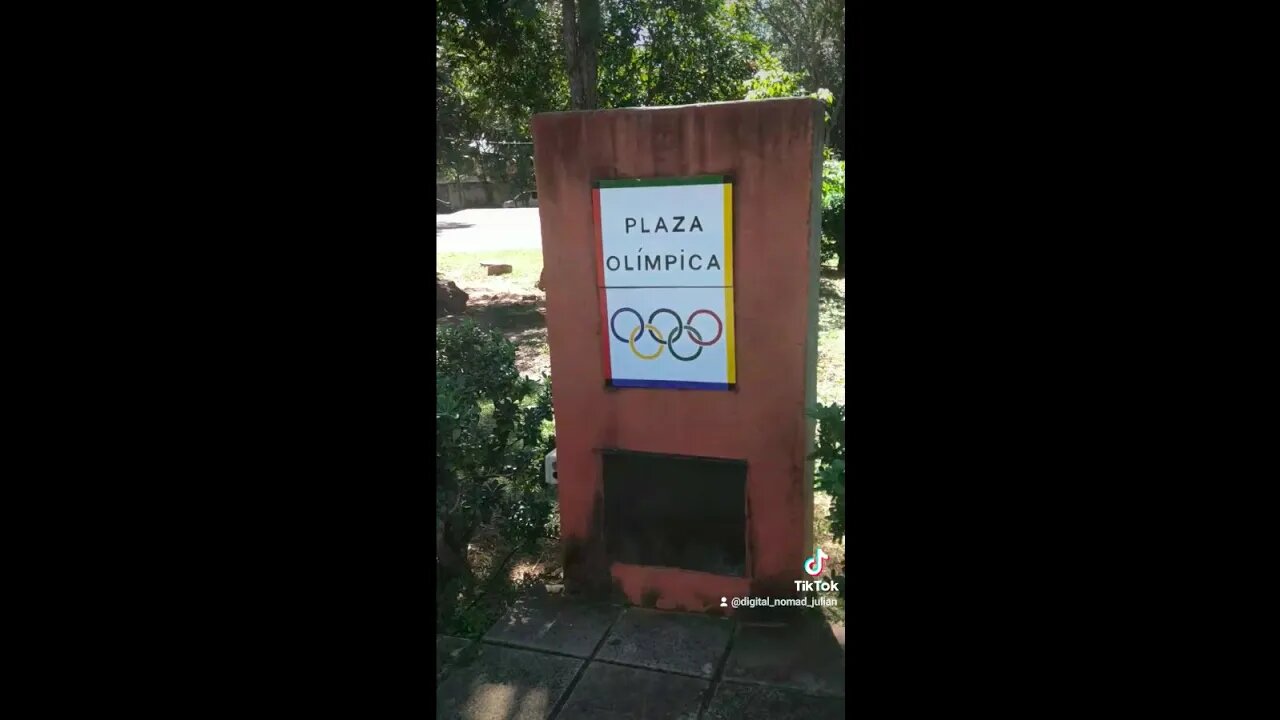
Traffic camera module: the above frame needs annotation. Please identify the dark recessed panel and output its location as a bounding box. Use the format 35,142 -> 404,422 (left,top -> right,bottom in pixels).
602,450 -> 746,577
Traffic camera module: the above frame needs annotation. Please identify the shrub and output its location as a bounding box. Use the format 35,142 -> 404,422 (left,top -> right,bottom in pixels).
821,152 -> 845,274
808,402 -> 845,540
436,320 -> 556,626
740,59 -> 845,273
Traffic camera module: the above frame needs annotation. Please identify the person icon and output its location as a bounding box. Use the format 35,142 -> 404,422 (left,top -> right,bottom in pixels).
720,596 -> 728,607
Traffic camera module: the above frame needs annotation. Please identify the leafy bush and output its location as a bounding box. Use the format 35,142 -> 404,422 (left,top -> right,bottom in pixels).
808,402 -> 845,540
821,151 -> 845,273
436,320 -> 556,626
742,53 -> 806,100
742,65 -> 845,272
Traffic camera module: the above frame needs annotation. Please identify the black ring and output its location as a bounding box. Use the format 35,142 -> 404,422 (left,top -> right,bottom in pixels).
667,326 -> 704,361
610,307 -> 644,343
647,308 -> 682,345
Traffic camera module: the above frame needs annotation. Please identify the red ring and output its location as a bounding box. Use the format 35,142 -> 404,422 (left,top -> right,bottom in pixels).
686,309 -> 723,346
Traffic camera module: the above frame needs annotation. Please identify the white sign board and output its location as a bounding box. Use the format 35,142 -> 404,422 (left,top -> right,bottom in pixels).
593,176 -> 735,390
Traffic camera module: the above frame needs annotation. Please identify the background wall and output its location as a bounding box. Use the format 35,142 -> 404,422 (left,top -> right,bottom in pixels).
437,181 -> 516,210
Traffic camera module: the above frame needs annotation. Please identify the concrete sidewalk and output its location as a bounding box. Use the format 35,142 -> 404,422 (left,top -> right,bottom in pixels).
437,596 -> 845,720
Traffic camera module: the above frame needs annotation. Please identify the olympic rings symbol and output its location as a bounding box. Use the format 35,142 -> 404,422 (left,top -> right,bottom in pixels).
609,307 -> 724,362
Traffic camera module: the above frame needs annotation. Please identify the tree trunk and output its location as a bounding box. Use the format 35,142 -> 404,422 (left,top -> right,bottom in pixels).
562,0 -> 599,110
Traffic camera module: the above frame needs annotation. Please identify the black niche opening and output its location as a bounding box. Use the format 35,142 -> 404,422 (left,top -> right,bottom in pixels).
602,449 -> 747,577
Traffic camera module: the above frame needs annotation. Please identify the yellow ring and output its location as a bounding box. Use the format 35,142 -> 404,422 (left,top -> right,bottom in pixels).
629,324 -> 665,360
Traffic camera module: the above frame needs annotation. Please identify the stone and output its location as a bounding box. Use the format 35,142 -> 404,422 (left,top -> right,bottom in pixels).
437,635 -> 474,681
722,614 -> 845,697
436,275 -> 468,316
594,608 -> 733,678
482,262 -> 513,275
703,681 -> 845,720
535,267 -> 546,291
555,662 -> 709,720
436,643 -> 582,720
483,595 -> 621,658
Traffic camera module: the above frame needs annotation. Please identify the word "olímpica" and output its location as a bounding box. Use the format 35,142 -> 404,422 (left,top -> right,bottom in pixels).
605,250 -> 722,272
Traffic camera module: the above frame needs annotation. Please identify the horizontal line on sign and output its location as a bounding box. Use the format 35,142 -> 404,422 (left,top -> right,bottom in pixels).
599,285 -> 732,289
608,379 -> 734,391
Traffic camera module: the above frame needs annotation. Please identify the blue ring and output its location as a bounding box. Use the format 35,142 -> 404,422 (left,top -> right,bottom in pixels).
610,307 -> 644,343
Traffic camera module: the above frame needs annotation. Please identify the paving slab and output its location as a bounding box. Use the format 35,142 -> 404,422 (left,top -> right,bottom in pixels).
595,608 -> 734,678
703,681 -> 846,720
723,614 -> 845,697
437,635 -> 474,681
436,643 -> 583,720
555,661 -> 709,720
483,595 -> 622,658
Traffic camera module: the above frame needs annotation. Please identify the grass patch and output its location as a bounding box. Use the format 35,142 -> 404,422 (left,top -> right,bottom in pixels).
816,277 -> 845,406
438,249 -> 544,296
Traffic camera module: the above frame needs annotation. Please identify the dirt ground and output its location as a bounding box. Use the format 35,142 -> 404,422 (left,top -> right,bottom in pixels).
438,248 -> 550,379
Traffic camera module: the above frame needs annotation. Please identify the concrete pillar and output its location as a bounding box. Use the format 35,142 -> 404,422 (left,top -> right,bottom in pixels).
532,99 -> 825,612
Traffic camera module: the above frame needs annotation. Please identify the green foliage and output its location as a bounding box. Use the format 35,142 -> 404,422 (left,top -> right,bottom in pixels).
598,0 -> 766,108
740,50 -> 838,153
437,0 -> 847,182
808,402 -> 845,540
820,152 -> 845,270
436,0 -> 566,183
439,0 -> 774,182
445,601 -> 496,638
742,52 -> 805,99
436,321 -> 557,628
743,0 -> 845,152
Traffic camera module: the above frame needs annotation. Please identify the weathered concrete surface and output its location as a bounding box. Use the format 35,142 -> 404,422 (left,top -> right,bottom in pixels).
437,635 -> 474,681
594,608 -> 733,678
483,596 -> 621,658
703,681 -> 846,720
723,614 -> 845,697
532,99 -> 826,607
555,662 -> 709,720
436,643 -> 583,720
